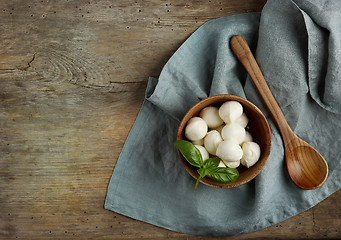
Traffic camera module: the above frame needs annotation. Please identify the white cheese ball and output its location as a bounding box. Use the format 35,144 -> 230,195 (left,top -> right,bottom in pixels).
192,138 -> 204,146
199,106 -> 224,128
241,142 -> 261,168
233,112 -> 249,128
218,161 -> 226,168
225,160 -> 240,168
221,123 -> 246,144
242,130 -> 253,143
204,130 -> 223,155
195,145 -> 209,161
216,140 -> 243,162
185,117 -> 208,141
218,101 -> 243,124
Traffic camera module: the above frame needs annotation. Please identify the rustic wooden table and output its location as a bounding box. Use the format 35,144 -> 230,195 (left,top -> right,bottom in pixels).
1,0 -> 340,239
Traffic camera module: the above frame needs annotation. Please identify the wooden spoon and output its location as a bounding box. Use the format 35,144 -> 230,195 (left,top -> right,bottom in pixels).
230,35 -> 328,190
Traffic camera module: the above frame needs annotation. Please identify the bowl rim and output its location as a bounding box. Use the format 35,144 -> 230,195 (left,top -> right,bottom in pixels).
176,94 -> 272,188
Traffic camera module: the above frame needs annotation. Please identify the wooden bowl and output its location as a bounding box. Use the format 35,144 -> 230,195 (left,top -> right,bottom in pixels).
176,94 -> 272,188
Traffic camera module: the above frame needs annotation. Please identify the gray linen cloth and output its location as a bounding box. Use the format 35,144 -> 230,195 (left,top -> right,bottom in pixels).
105,0 -> 341,236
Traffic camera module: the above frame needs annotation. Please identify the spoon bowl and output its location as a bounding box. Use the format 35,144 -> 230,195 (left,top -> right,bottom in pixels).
285,136 -> 328,190
230,35 -> 328,190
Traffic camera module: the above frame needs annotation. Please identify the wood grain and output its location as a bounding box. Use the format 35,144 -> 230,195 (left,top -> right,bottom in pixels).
0,0 -> 340,239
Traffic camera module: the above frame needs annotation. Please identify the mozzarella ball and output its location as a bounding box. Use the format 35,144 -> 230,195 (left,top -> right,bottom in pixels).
199,106 -> 224,128
218,101 -> 243,124
242,130 -> 253,143
185,117 -> 208,141
204,130 -> 223,155
191,138 -> 204,146
233,112 -> 249,128
240,142 -> 261,168
218,161 -> 226,168
221,123 -> 246,144
216,140 -> 243,162
225,160 -> 240,168
195,145 -> 209,161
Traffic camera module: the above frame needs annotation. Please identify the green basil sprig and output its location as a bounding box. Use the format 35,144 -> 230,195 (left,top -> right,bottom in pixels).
174,140 -> 239,190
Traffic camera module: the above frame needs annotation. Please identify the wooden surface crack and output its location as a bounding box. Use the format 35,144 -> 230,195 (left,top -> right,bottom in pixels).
0,54 -> 36,72
24,53 -> 36,71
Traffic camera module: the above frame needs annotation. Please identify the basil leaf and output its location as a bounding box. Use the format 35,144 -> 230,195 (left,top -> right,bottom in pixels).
173,140 -> 203,168
197,158 -> 221,178
203,157 -> 220,172
197,167 -> 210,178
209,167 -> 239,183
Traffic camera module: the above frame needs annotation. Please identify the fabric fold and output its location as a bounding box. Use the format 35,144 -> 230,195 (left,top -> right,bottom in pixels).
292,0 -> 341,114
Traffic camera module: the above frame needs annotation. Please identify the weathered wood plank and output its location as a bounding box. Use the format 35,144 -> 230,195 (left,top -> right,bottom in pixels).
0,0 -> 340,239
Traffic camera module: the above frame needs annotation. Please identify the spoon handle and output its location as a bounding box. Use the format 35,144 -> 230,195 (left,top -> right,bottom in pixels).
230,35 -> 294,142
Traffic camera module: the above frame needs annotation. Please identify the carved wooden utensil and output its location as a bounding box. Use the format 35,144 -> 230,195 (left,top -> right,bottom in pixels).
230,35 -> 328,190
